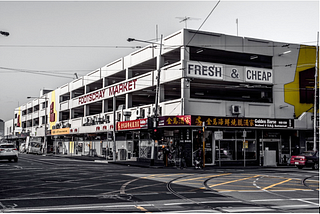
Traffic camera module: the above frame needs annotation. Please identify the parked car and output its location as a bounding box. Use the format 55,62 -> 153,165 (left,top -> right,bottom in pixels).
27,141 -> 42,154
290,150 -> 319,170
0,143 -> 18,162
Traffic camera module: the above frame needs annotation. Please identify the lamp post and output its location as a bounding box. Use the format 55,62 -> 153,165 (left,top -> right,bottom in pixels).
27,96 -> 48,155
128,35 -> 163,166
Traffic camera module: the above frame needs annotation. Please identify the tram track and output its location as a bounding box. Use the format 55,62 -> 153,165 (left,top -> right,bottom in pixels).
303,175 -> 319,191
118,170 -> 318,213
166,173 -> 229,212
203,174 -> 289,213
203,172 -> 319,213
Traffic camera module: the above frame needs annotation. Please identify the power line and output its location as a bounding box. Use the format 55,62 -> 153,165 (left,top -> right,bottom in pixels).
187,0 -> 221,46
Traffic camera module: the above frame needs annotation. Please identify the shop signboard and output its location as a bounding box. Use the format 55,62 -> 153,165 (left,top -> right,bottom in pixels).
158,115 -> 192,126
157,115 -> 293,129
51,128 -> 70,136
214,131 -> 223,140
192,116 -> 294,129
186,61 -> 223,80
116,118 -> 148,131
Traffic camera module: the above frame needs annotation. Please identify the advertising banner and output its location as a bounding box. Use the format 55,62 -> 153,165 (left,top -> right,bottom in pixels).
116,118 -> 148,131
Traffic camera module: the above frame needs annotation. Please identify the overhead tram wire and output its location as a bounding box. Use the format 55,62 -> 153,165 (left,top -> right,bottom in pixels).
0,44 -> 144,49
0,66 -> 75,79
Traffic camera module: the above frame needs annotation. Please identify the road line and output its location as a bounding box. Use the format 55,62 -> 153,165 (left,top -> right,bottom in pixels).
262,178 -> 292,190
271,204 -> 317,209
206,175 -> 260,188
164,200 -> 242,206
175,173 -> 231,183
135,205 -> 151,213
120,178 -> 140,195
221,207 -> 273,212
297,198 -> 319,206
2,203 -> 155,212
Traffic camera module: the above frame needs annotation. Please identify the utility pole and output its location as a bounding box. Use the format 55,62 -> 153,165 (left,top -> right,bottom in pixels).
113,94 -> 116,161
151,34 -> 163,166
314,32 -> 319,152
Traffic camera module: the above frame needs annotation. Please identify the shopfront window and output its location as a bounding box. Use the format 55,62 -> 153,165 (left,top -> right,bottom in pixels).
215,129 -> 257,161
216,141 -> 235,161
236,140 -> 256,160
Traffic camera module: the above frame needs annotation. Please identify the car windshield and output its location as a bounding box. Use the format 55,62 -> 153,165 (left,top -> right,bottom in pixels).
300,151 -> 315,156
0,145 -> 15,149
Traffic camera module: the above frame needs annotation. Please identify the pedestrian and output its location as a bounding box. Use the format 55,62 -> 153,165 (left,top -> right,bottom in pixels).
180,147 -> 187,169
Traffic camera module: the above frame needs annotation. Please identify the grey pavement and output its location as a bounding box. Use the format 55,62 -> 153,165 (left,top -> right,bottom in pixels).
45,153 -> 295,170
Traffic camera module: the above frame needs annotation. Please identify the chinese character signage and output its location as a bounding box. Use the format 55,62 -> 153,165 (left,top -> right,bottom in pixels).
157,115 -> 293,129
158,115 -> 192,126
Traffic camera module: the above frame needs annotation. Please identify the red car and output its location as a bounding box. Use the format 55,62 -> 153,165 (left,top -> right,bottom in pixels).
290,150 -> 319,170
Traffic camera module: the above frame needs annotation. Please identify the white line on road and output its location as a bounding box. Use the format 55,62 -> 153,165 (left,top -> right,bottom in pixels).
2,203 -> 155,212
164,200 -> 242,206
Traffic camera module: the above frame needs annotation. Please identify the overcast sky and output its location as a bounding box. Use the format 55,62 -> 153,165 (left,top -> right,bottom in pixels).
0,0 -> 319,122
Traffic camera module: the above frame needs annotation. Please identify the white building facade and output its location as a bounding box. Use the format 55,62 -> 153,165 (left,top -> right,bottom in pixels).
6,29 -> 318,166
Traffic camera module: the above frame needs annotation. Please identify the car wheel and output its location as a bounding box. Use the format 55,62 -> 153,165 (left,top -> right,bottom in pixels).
297,165 -> 304,169
312,162 -> 319,170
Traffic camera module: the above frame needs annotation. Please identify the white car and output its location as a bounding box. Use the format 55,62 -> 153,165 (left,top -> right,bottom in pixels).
20,143 -> 26,153
0,143 -> 19,162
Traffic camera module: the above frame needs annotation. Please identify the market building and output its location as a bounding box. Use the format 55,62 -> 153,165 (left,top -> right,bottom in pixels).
5,28 -> 318,167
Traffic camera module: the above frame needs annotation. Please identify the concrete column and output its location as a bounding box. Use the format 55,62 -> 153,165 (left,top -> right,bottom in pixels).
126,94 -> 132,109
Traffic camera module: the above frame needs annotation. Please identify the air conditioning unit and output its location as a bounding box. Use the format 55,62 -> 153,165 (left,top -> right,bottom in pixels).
96,117 -> 103,124
231,105 -> 241,115
118,104 -> 124,111
104,115 -> 110,123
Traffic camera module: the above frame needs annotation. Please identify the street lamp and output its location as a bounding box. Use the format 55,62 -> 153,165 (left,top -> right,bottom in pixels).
128,35 -> 163,166
27,96 -> 49,155
0,31 -> 9,37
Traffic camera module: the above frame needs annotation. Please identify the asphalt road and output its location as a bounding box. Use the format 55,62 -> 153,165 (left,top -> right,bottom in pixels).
0,153 -> 318,213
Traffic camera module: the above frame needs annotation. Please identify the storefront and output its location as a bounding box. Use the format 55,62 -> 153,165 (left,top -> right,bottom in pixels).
153,115 -> 296,167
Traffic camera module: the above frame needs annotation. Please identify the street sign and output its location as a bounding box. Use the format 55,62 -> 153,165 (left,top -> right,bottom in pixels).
243,130 -> 247,138
243,140 -> 248,149
214,131 -> 223,140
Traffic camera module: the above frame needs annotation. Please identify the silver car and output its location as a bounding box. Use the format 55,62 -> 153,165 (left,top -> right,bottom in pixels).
0,143 -> 19,162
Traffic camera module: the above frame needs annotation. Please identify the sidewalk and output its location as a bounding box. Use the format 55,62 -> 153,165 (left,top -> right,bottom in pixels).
52,153 -> 294,170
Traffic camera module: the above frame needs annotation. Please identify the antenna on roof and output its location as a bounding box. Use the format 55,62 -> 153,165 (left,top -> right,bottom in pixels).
176,16 -> 201,28
74,73 -> 78,79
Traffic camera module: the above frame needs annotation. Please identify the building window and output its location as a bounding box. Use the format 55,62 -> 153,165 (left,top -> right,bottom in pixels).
190,80 -> 272,103
299,67 -> 316,104
189,47 -> 272,69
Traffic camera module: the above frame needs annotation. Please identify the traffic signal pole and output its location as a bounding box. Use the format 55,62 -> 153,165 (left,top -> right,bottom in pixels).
202,122 -> 205,168
151,35 -> 163,166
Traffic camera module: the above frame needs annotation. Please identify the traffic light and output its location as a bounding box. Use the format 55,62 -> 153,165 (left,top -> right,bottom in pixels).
151,128 -> 163,141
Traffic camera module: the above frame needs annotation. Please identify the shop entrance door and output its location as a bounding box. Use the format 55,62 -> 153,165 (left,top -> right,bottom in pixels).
263,140 -> 280,165
192,130 -> 213,165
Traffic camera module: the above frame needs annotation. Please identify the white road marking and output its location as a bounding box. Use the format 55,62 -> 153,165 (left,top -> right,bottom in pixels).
1,203 -> 155,212
164,200 -> 242,206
